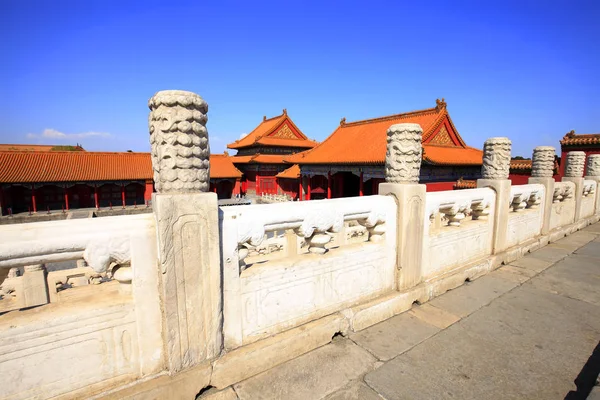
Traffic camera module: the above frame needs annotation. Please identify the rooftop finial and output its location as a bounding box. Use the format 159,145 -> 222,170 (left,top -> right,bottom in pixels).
283,108 -> 287,115
263,115 -> 267,121
567,129 -> 576,137
340,117 -> 346,126
436,98 -> 447,111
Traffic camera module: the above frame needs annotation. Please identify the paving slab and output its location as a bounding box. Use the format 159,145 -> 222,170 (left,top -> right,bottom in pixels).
575,241 -> 600,258
365,284 -> 600,400
527,254 -> 600,306
233,339 -> 376,400
349,312 -> 440,361
509,256 -> 554,273
323,380 -> 383,400
582,224 -> 600,235
527,245 -> 571,263
408,303 -> 460,329
489,266 -> 533,284
428,274 -> 519,318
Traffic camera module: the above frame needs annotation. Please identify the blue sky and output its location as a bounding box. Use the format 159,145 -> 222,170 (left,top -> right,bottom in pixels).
1,0 -> 598,157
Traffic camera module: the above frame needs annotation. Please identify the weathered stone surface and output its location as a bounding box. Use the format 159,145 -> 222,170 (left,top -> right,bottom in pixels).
477,179 -> 511,253
211,314 -> 349,389
148,90 -> 210,193
587,154 -> 600,177
198,387 -> 239,400
349,312 -> 440,361
526,244 -> 570,263
365,283 -> 600,400
408,303 -> 460,329
428,275 -> 518,318
233,339 -> 376,400
153,192 -> 222,373
529,177 -> 555,234
323,380 -> 383,400
565,151 -> 586,178
528,253 -> 600,306
531,146 -> 555,178
384,123 -> 422,183
481,137 -> 511,180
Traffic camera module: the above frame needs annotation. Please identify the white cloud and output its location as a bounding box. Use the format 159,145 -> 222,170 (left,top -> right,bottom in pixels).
26,128 -> 112,140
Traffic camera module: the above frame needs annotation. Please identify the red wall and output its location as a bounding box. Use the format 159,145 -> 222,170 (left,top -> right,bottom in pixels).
425,182 -> 456,192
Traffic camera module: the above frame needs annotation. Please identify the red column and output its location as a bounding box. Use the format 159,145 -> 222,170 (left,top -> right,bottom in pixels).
121,183 -> 126,208
94,185 -> 99,209
359,172 -> 364,196
307,176 -> 312,200
327,172 -> 332,199
0,186 -> 4,216
144,180 -> 153,202
31,185 -> 37,213
64,187 -> 69,210
298,177 -> 303,201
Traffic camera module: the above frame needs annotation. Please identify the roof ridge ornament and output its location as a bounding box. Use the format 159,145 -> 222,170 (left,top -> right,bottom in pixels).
283,108 -> 287,115
340,117 -> 346,126
263,115 -> 267,121
567,129 -> 576,137
435,98 -> 447,111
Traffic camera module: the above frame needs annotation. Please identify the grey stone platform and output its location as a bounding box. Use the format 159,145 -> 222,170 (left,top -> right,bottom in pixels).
204,223 -> 600,400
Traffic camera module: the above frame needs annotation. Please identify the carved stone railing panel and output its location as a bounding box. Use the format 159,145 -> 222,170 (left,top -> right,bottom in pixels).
583,180 -> 597,197
220,195 -> 397,349
509,184 -> 544,212
426,188 -> 495,228
552,182 -> 576,203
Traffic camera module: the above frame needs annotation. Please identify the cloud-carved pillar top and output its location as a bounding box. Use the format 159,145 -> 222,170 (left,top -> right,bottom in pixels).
148,90 -> 210,193
565,151 -> 586,178
384,123 -> 423,184
481,137 -> 511,180
531,146 -> 555,178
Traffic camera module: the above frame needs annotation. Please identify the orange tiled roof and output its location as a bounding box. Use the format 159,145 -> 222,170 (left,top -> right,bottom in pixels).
210,153 -> 243,178
560,130 -> 600,146
286,99 -> 477,165
276,164 -> 300,179
454,179 -> 477,189
422,145 -> 483,166
0,151 -> 242,183
510,159 -> 532,170
0,144 -> 85,152
227,110 -> 318,150
230,154 -> 286,164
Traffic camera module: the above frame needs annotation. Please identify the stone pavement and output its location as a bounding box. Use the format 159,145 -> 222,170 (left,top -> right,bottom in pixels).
209,223 -> 600,400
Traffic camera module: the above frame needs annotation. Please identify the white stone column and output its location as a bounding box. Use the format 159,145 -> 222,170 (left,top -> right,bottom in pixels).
528,146 -> 555,234
585,154 -> 600,216
149,90 -> 221,373
378,123 -> 426,291
477,137 -> 512,253
562,151 -> 586,221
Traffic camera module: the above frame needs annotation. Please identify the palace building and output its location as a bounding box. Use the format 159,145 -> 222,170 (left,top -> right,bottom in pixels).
0,147 -> 242,215
284,99 -> 484,200
560,130 -> 600,176
227,109 -> 317,197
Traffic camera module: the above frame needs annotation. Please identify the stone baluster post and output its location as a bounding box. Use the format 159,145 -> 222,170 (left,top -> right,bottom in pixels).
528,146 -> 555,234
22,264 -> 49,308
562,151 -> 586,221
378,123 -> 426,291
149,90 -> 221,373
585,154 -> 600,215
477,137 -> 512,254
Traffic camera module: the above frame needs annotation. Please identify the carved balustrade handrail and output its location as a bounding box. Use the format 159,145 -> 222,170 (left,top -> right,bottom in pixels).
583,180 -> 597,197
509,184 -> 545,212
220,195 -> 394,256
425,188 -> 496,227
0,214 -> 153,273
553,181 -> 576,203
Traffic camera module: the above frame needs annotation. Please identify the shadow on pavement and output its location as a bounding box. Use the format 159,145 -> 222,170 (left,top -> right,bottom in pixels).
565,341 -> 600,400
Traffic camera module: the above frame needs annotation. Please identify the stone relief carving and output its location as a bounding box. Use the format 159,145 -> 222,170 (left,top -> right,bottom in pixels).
586,154 -> 600,177
531,146 -> 555,178
553,182 -> 575,203
481,137 -> 511,180
385,123 -> 423,183
564,151 -> 586,178
148,90 -> 210,193
83,236 -> 131,274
